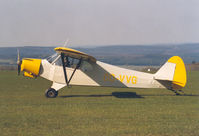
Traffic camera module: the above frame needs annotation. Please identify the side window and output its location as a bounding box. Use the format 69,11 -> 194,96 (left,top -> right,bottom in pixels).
62,56 -> 81,68
80,61 -> 93,72
47,54 -> 93,71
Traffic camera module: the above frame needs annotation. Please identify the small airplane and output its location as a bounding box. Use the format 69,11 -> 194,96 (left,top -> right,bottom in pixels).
17,47 -> 187,98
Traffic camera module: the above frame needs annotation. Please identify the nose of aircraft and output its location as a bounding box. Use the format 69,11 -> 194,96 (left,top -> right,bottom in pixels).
20,58 -> 42,78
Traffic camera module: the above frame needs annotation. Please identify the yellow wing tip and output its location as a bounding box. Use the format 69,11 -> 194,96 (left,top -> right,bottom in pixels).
168,56 -> 187,89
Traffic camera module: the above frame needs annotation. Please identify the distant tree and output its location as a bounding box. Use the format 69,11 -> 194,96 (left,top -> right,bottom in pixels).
192,61 -> 196,64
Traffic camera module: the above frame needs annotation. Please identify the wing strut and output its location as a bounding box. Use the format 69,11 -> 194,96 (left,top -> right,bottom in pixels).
61,53 -> 82,87
61,53 -> 68,86
68,58 -> 82,84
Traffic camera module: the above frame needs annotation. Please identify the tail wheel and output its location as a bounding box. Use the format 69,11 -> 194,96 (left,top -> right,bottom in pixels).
45,88 -> 58,98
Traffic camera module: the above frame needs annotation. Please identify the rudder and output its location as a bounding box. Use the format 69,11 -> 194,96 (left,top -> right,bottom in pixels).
168,56 -> 187,90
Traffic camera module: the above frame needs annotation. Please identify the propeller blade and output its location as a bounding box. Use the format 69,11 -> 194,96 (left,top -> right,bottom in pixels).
17,49 -> 22,75
63,38 -> 69,47
17,49 -> 20,64
18,64 -> 21,75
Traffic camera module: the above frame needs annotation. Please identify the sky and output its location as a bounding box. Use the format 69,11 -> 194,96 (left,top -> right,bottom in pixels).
0,0 -> 198,47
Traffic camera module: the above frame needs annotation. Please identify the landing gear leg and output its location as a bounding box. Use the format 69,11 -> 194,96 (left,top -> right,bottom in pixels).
45,88 -> 58,98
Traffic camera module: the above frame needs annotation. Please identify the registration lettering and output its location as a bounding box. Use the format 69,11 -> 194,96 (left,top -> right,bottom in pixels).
104,74 -> 137,84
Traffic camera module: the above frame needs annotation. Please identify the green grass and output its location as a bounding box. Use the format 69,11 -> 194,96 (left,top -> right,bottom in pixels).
0,71 -> 199,136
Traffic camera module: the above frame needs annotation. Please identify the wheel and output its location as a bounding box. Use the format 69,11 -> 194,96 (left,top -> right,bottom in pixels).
45,88 -> 58,98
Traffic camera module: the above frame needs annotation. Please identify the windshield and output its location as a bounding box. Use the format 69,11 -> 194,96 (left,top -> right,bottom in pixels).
46,53 -> 59,63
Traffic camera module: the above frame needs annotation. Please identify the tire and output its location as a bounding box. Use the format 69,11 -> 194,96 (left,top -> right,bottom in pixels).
45,88 -> 58,98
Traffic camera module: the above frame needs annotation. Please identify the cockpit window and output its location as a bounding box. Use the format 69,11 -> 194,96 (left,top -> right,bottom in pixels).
62,56 -> 81,68
46,53 -> 86,68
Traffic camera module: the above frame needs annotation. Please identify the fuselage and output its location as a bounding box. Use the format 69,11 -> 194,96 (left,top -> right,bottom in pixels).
39,59 -> 169,90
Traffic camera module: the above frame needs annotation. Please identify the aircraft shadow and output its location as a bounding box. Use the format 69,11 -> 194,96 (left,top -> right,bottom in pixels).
141,94 -> 199,97
59,92 -> 143,99
59,92 -> 199,99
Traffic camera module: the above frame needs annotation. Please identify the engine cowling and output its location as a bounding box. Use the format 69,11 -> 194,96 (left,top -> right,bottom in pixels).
20,58 -> 41,78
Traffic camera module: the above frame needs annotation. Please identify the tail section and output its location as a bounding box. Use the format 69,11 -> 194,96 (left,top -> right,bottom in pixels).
154,56 -> 187,90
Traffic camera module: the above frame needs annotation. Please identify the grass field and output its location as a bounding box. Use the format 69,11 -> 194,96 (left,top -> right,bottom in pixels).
0,71 -> 199,136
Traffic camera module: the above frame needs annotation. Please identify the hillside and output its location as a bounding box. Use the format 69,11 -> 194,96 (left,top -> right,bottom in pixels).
0,43 -> 199,65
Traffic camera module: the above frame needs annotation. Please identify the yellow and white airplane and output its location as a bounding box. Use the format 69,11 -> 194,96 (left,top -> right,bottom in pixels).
17,47 -> 187,98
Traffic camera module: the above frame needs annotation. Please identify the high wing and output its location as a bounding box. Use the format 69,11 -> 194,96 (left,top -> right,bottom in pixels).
54,47 -> 96,63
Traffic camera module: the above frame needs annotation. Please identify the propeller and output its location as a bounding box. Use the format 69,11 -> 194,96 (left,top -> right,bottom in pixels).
63,38 -> 69,47
17,49 -> 22,75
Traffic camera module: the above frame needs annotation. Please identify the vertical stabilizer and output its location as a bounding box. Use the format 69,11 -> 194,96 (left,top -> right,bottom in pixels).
154,56 -> 187,90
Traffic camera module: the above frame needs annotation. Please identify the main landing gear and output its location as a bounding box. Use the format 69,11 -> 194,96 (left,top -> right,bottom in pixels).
45,88 -> 58,98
